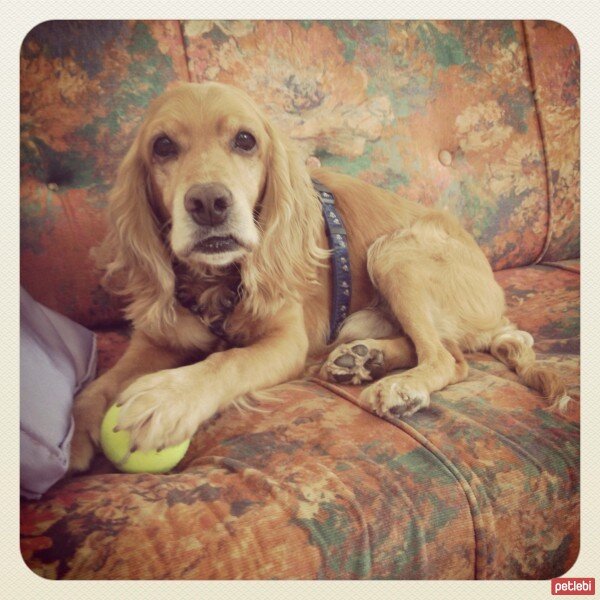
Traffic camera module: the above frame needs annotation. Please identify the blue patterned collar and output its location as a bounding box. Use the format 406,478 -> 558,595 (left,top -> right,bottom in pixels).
312,179 -> 352,343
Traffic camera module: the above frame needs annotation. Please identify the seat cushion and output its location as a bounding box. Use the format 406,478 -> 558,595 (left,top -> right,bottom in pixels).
20,264 -> 579,579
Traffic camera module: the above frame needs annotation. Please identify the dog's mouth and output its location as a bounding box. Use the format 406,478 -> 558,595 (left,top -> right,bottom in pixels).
192,235 -> 242,254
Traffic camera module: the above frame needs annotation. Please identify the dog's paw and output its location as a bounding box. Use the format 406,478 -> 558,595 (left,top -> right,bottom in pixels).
68,384 -> 112,474
360,377 -> 430,419
115,368 -> 217,452
320,342 -> 386,384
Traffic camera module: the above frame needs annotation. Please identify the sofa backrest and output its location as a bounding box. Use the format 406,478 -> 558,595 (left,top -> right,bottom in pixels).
20,20 -> 580,329
523,21 -> 580,262
21,21 -> 188,327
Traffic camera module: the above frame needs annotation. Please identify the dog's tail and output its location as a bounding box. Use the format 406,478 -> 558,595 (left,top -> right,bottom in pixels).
489,328 -> 571,412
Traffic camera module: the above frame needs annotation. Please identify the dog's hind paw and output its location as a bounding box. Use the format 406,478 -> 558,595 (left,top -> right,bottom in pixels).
320,342 -> 386,385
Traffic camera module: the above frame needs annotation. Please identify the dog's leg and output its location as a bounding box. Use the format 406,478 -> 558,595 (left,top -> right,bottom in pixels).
113,302 -> 308,453
359,294 -> 469,419
357,223 -> 483,418
69,331 -> 192,473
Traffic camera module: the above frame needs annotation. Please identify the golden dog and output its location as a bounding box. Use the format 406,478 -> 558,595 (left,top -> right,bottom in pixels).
69,82 -> 568,472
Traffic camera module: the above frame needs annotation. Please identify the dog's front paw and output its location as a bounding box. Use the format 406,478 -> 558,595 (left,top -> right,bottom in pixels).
360,377 -> 430,419
116,368 -> 217,452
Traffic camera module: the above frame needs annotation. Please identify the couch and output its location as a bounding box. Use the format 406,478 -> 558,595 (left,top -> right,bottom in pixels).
20,20 -> 580,579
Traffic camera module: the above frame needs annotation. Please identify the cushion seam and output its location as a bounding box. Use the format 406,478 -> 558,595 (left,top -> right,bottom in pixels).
308,376 -> 486,579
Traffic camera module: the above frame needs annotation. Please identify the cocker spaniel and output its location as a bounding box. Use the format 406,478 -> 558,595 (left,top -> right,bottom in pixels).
69,82 -> 568,472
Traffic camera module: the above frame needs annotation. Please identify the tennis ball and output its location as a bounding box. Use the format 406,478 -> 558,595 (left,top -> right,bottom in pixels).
100,403 -> 191,473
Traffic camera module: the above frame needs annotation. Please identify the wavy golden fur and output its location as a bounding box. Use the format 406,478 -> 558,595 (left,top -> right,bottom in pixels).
70,82 -> 569,473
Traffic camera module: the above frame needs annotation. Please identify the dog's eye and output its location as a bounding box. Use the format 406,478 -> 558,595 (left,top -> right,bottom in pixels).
153,136 -> 178,158
233,131 -> 257,152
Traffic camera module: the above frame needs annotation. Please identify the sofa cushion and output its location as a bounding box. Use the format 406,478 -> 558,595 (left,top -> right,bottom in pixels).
496,262 -> 580,354
20,264 -> 579,579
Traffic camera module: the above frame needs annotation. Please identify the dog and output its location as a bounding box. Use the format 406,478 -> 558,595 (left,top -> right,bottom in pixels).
69,82 -> 568,473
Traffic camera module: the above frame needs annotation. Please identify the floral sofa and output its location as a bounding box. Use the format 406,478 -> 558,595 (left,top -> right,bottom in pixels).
20,20 -> 580,579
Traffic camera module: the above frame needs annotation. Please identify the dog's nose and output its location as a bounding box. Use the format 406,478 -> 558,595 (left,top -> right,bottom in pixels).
184,183 -> 232,227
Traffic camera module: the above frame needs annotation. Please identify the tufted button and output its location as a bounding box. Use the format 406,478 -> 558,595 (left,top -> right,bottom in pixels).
306,156 -> 322,169
438,150 -> 453,167
47,182 -> 59,192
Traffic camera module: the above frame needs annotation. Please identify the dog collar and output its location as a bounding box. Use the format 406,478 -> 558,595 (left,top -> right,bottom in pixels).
312,179 -> 352,343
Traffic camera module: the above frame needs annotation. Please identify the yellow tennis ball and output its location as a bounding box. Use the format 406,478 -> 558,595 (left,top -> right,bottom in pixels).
100,403 -> 190,474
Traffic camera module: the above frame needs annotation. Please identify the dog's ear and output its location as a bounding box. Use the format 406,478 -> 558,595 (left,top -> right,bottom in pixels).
95,131 -> 176,331
241,119 -> 328,316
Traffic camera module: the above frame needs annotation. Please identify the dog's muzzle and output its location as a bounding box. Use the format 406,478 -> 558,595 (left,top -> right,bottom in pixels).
184,182 -> 232,227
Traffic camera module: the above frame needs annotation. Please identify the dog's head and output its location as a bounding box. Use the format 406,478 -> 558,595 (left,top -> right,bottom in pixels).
136,83 -> 272,267
99,82 -> 325,328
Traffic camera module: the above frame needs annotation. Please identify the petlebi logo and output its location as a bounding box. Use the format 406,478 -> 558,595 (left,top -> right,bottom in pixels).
551,578 -> 595,595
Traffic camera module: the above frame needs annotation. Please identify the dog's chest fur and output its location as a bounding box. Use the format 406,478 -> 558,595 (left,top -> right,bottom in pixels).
172,261 -> 252,347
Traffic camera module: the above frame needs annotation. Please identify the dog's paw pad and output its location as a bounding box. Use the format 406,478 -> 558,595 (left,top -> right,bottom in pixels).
364,352 -> 386,380
352,344 -> 369,356
321,342 -> 386,385
333,353 -> 357,369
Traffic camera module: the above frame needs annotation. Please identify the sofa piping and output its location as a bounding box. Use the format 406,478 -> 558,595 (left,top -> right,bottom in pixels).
521,20 -> 556,265
310,377 -> 487,579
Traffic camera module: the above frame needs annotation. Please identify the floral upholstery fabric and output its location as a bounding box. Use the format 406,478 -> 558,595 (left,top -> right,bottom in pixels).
524,22 -> 580,262
21,21 -> 580,330
20,264 -> 580,579
20,21 -> 188,328
20,20 -> 580,580
183,20 -> 554,270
